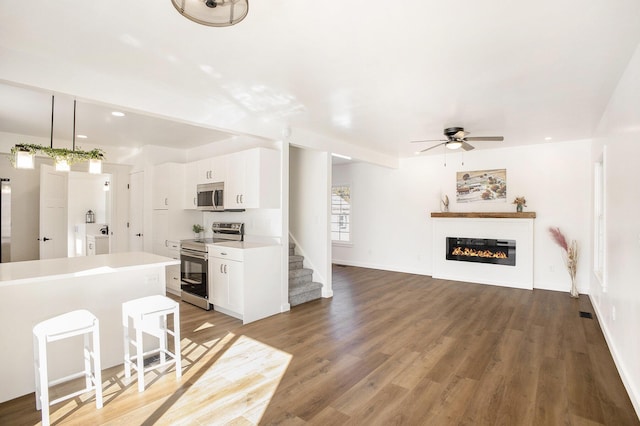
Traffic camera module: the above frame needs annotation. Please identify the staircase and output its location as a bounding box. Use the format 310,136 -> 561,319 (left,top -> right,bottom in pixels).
289,242 -> 323,306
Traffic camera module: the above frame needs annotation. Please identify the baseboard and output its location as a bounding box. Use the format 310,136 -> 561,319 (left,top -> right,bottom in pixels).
331,259 -> 430,276
590,295 -> 640,420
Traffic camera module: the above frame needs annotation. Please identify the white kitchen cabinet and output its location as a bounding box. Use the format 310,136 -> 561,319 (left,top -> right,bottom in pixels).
196,156 -> 227,184
224,148 -> 280,210
165,240 -> 181,296
151,163 -> 201,257
207,243 -> 281,324
210,254 -> 243,316
183,164 -> 198,210
152,163 -> 171,210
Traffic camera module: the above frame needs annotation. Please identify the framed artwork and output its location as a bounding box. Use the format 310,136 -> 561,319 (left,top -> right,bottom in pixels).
456,169 -> 507,203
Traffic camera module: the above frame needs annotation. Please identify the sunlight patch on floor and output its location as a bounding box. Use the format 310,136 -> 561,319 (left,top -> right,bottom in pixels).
151,335 -> 292,425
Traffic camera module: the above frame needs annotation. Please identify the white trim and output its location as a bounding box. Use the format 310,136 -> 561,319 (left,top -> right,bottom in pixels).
590,295 -> 640,419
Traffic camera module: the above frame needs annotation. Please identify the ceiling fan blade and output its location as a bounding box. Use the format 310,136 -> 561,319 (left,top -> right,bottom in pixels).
453,130 -> 468,139
461,142 -> 475,151
410,139 -> 447,143
419,142 -> 446,153
464,136 -> 504,142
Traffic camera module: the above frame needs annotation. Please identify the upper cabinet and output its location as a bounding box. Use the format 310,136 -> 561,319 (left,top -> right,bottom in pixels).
183,164 -> 198,210
152,162 -> 185,210
197,156 -> 227,184
225,147 -> 280,210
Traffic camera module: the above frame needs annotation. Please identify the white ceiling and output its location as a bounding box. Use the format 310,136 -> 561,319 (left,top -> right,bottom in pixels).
1,1 -> 639,160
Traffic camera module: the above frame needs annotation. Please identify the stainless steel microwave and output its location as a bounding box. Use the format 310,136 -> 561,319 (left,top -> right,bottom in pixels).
197,182 -> 224,211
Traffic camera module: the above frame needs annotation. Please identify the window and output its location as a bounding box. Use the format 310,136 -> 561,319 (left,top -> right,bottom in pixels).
331,185 -> 351,243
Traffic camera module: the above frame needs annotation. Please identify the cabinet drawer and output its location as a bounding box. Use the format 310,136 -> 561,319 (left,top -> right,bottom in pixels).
208,245 -> 244,262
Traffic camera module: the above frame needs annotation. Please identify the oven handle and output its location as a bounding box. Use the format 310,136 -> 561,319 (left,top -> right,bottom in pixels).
180,249 -> 208,261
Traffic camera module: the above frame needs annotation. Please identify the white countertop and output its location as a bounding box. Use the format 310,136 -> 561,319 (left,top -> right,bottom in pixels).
208,241 -> 281,250
87,234 -> 109,239
0,252 -> 179,287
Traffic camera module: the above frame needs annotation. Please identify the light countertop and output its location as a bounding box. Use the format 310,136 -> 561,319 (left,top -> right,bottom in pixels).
0,252 -> 179,287
208,241 -> 281,250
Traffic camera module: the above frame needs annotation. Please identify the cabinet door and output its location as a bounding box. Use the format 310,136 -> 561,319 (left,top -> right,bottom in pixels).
225,151 -> 246,209
225,148 -> 280,209
226,260 -> 244,313
152,164 -> 170,210
151,210 -> 169,256
196,158 -> 213,183
184,162 -> 198,209
210,257 -> 229,308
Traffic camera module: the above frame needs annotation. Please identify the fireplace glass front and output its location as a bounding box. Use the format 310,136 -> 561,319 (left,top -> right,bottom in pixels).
446,237 -> 516,266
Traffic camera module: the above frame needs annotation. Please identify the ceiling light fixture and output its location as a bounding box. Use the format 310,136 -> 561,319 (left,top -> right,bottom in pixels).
171,0 -> 249,27
111,111 -> 125,117
331,153 -> 352,160
446,141 -> 463,150
10,96 -> 105,172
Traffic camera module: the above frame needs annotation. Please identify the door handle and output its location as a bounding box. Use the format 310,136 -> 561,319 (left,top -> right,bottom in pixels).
224,264 -> 227,274
38,237 -> 52,242
135,233 -> 143,237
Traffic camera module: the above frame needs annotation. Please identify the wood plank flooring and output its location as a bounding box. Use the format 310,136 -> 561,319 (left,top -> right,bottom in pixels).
1,266 -> 638,425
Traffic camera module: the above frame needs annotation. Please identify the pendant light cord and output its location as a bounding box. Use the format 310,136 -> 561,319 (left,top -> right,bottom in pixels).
50,95 -> 54,149
73,99 -> 76,151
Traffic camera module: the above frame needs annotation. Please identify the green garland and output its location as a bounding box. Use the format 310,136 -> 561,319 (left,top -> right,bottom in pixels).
10,143 -> 105,166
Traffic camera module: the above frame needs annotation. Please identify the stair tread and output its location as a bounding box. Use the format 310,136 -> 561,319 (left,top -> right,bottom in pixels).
289,268 -> 313,279
289,281 -> 323,296
289,255 -> 304,262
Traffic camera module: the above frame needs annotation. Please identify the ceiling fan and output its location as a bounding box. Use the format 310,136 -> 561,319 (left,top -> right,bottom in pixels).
412,127 -> 504,153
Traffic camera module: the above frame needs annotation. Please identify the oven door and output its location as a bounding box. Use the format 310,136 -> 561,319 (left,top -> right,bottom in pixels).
180,249 -> 208,299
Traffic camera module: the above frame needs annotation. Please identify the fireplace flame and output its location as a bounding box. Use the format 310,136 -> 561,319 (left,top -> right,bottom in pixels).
451,246 -> 508,259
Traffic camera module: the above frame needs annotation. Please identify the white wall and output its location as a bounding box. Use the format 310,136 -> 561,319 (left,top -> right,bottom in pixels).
590,42 -> 640,417
289,146 -> 332,297
332,140 -> 592,294
67,172 -> 108,257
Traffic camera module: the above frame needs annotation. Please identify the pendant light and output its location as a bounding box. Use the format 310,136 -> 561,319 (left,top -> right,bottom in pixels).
11,96 -> 106,171
171,0 -> 248,27
14,148 -> 35,169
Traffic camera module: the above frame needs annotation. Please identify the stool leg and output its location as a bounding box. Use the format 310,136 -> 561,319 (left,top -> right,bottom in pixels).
173,309 -> 182,379
38,336 -> 50,425
83,332 -> 92,390
33,334 -> 42,411
93,321 -> 103,409
123,311 -> 131,379
136,321 -> 145,393
159,314 -> 167,365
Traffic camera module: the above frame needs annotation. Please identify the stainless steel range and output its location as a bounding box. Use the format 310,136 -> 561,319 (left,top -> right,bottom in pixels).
180,222 -> 244,310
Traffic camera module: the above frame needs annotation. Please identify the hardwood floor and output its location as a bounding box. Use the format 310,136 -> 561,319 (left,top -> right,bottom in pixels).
1,266 -> 638,425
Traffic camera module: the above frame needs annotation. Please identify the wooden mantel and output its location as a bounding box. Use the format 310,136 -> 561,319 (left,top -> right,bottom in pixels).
431,212 -> 536,219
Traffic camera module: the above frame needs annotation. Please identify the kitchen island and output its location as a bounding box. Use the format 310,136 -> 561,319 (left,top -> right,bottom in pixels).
0,252 -> 178,403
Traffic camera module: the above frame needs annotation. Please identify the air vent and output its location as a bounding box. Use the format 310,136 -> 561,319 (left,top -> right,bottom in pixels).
579,311 -> 593,319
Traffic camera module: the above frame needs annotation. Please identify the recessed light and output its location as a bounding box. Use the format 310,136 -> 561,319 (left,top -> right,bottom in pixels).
544,137 -> 552,141
111,111 -> 125,117
77,134 -> 88,139
331,153 -> 351,160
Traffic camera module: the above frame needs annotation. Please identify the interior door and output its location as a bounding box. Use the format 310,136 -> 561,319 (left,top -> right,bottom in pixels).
39,164 -> 68,259
129,171 -> 144,251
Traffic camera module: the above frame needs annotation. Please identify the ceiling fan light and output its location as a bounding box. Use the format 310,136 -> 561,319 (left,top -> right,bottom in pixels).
89,158 -> 102,174
446,141 -> 462,150
15,149 -> 35,169
171,0 -> 249,27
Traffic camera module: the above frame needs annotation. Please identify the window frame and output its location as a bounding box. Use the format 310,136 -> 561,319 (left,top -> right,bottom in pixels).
331,184 -> 352,246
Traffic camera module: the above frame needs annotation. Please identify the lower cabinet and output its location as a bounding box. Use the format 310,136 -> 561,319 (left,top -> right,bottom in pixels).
208,243 -> 281,324
165,240 -> 181,296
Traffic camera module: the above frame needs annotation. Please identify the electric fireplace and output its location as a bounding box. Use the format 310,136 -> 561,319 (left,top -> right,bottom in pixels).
446,237 -> 516,266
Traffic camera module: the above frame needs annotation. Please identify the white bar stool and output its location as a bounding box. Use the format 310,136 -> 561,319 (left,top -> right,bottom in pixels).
33,309 -> 103,426
122,295 -> 182,392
